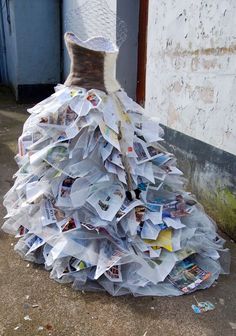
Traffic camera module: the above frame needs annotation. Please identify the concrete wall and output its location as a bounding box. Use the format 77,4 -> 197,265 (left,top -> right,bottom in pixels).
145,0 -> 236,239
2,0 -> 60,100
146,0 -> 236,156
162,125 -> 236,240
62,0 -> 139,99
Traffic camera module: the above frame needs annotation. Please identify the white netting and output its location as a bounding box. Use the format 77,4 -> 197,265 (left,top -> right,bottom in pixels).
64,0 -> 128,48
66,33 -> 118,52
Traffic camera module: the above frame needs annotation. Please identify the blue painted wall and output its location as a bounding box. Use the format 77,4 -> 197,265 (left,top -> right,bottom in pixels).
1,0 -> 17,89
0,0 -> 8,83
2,0 -> 139,100
2,0 -> 61,98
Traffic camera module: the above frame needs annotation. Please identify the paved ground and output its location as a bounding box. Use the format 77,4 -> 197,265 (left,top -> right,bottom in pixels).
0,86 -> 235,336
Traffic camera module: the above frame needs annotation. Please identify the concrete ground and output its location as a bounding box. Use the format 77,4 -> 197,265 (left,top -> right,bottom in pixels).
0,86 -> 235,336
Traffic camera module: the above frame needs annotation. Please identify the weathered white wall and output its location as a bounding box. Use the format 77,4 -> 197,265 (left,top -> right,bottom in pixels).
146,0 -> 236,156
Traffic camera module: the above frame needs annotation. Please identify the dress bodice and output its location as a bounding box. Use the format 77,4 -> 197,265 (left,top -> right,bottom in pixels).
64,32 -> 121,93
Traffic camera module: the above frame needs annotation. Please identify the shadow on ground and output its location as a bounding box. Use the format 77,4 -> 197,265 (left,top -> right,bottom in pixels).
0,86 -> 235,336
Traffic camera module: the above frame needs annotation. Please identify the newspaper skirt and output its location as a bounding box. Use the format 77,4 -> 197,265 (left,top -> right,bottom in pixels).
3,85 -> 230,296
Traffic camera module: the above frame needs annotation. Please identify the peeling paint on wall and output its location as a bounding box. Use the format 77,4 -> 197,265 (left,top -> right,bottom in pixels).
146,0 -> 236,155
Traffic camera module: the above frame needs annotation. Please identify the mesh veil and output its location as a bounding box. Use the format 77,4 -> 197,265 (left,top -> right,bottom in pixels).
64,0 -> 128,48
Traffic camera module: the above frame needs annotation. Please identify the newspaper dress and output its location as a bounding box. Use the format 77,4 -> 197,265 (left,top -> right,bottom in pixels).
3,32 -> 229,296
